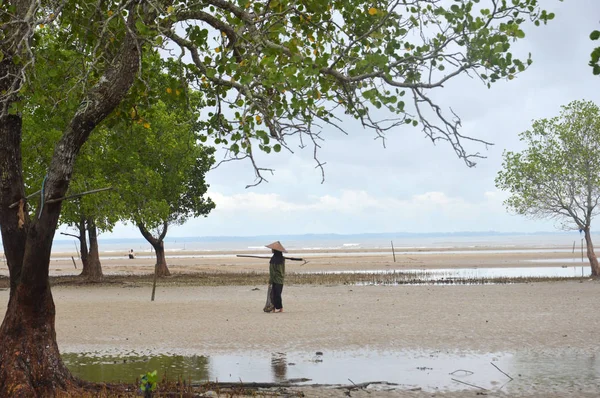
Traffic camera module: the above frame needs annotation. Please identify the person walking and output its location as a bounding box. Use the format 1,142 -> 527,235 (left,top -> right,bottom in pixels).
267,241 -> 286,313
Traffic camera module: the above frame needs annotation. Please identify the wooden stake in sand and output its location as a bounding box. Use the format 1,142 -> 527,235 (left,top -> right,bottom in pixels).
391,241 -> 396,262
71,256 -> 77,269
151,263 -> 158,302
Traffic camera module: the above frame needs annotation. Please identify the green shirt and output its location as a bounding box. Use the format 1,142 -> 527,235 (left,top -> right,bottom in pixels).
269,259 -> 285,284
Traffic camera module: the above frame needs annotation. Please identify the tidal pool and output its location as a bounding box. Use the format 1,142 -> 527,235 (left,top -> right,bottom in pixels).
305,266 -> 591,283
62,349 -> 600,395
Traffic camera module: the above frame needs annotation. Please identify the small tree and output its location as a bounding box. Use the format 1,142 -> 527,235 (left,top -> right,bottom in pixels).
496,100 -> 600,276
114,100 -> 215,277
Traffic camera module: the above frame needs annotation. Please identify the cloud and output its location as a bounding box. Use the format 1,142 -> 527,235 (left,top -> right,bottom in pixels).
157,188 -> 553,237
208,189 -> 506,220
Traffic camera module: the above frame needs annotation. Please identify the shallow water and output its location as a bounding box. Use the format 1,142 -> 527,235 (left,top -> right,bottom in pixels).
307,266 -> 591,280
63,349 -> 600,394
26,265 -> 590,281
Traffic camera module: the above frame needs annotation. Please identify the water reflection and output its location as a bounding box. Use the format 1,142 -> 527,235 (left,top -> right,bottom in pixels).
62,353 -> 209,383
271,352 -> 287,382
64,349 -> 600,395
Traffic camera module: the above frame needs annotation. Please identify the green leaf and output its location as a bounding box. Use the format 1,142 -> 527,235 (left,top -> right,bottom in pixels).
591,31 -> 600,41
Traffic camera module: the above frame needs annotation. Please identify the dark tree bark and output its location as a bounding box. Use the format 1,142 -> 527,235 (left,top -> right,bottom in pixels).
62,216 -> 90,272
80,218 -> 103,281
79,216 -> 89,270
0,5 -> 141,395
583,227 -> 600,276
138,222 -> 171,277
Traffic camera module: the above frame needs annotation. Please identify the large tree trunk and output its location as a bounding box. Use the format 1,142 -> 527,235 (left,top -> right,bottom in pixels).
154,241 -> 170,277
0,283 -> 77,396
138,222 -> 171,277
583,227 -> 600,277
80,219 -> 103,281
0,5 -> 141,394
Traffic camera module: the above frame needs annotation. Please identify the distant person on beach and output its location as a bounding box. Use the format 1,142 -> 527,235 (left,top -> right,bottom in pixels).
128,249 -> 135,259
267,241 -> 286,313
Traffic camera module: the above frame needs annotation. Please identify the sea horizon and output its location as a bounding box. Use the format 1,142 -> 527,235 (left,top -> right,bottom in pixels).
0,230 -> 591,255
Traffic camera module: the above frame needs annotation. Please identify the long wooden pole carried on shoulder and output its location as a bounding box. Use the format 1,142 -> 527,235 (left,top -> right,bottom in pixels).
236,254 -> 308,265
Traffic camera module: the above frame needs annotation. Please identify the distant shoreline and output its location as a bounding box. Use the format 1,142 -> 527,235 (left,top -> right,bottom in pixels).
45,244 -> 580,257
62,229 -> 584,242
1,243 -> 592,279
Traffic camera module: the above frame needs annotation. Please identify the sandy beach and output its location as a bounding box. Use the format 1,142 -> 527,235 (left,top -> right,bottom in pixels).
38,281 -> 596,355
0,245 -> 589,277
1,281 -> 598,397
0,247 -> 598,397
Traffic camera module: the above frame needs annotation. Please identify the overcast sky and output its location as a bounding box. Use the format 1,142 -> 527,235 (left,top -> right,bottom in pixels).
102,1 -> 600,239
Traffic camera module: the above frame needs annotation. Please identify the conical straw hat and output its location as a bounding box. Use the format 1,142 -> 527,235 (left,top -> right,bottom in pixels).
266,241 -> 287,253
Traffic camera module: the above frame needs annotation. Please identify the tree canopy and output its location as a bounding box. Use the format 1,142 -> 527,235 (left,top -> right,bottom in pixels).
496,100 -> 600,275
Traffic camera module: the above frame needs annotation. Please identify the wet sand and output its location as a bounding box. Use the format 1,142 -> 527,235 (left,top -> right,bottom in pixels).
40,281 -> 597,355
0,248 -> 598,397
1,281 -> 599,397
0,245 -> 588,277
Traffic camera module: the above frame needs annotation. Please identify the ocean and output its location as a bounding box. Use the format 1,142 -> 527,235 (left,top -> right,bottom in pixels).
2,231 -> 592,255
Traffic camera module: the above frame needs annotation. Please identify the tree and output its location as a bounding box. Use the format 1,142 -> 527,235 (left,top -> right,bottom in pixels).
0,1 -> 143,395
496,100 -> 600,276
23,121 -> 125,282
56,171 -> 124,281
17,28 -> 124,281
111,99 -> 215,277
0,0 -> 556,395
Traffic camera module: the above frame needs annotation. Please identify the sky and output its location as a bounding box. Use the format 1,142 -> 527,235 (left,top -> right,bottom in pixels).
99,1 -> 600,239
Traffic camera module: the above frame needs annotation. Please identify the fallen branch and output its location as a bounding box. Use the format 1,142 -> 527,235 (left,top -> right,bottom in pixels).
188,380 -> 396,390
334,381 -> 399,390
450,378 -> 487,391
190,380 -> 308,389
347,378 -> 371,394
490,362 -> 513,380
449,369 -> 474,376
